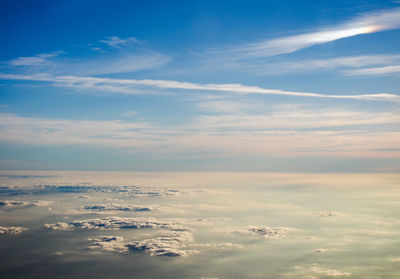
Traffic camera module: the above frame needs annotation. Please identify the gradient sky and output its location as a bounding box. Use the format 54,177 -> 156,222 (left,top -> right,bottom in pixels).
0,0 -> 399,171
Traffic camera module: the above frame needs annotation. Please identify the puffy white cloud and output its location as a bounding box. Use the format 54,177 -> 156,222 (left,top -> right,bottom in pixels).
0,200 -> 53,208
88,236 -> 128,253
227,226 -> 293,239
0,225 -> 27,235
88,231 -> 197,257
83,204 -> 154,212
0,200 -> 31,208
45,217 -> 189,231
126,231 -> 197,257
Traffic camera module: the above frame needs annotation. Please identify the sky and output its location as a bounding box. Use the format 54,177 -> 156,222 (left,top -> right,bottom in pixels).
0,0 -> 399,172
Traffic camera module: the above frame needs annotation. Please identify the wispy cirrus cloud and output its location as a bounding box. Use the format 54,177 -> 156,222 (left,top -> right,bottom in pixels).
221,7 -> 400,58
99,36 -> 138,48
6,36 -> 168,75
0,73 -> 398,101
8,52 -> 61,66
346,64 -> 400,76
237,54 -> 400,75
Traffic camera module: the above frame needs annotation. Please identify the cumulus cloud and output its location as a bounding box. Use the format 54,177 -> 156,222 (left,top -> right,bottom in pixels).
126,231 -> 197,257
83,204 -> 154,212
0,184 -> 176,198
88,231 -> 197,257
0,200 -> 53,208
0,200 -> 31,208
312,211 -> 341,217
45,217 -> 189,232
0,225 -> 27,235
227,226 -> 293,239
88,235 -> 128,253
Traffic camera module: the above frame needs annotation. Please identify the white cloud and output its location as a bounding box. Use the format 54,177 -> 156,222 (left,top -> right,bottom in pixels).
222,8 -> 400,57
346,64 -> 400,76
0,200 -> 53,208
88,235 -> 128,253
83,204 -> 155,212
126,230 -> 197,257
246,54 -> 400,75
0,73 -> 398,101
312,211 -> 341,217
9,52 -> 62,66
0,109 -> 399,159
0,200 -> 31,208
88,231 -> 242,257
99,36 -> 138,48
45,216 -> 189,231
309,267 -> 351,277
0,225 -> 27,235
227,226 -> 293,239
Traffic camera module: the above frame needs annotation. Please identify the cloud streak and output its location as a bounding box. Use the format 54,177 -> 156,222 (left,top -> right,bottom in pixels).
0,74 -> 398,101
223,7 -> 400,57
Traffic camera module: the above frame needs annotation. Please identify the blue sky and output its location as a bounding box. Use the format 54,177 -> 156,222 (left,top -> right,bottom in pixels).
0,0 -> 399,171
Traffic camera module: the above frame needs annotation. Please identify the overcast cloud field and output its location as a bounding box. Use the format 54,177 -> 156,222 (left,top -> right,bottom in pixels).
0,171 -> 399,279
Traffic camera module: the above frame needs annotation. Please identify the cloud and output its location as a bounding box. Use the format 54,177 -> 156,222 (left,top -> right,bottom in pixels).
5,46 -> 168,76
88,231 -> 198,257
0,200 -> 53,208
222,7 -> 400,57
83,204 -> 154,212
8,52 -> 63,66
309,267 -> 351,277
0,183 -> 182,199
0,200 -> 31,208
99,36 -> 138,48
0,225 -> 27,235
88,231 -> 242,257
227,226 -> 293,239
313,248 -> 338,253
88,235 -> 128,253
44,217 -> 189,231
0,109 -> 399,159
312,211 -> 341,217
0,73 -> 399,101
246,54 -> 400,75
126,231 -> 197,257
346,64 -> 400,76
289,265 -> 352,278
